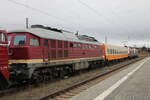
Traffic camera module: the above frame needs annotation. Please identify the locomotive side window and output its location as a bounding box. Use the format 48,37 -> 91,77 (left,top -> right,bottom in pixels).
74,43 -> 77,48
0,33 -> 6,42
14,35 -> 26,46
30,38 -> 40,46
78,43 -> 81,48
94,45 -> 97,48
70,42 -> 73,48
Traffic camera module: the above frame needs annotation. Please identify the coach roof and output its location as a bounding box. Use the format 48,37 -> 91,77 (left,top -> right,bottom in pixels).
9,28 -> 100,45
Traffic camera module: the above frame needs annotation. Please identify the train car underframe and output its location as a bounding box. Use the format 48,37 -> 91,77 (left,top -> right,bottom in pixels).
9,56 -> 138,84
9,59 -> 104,83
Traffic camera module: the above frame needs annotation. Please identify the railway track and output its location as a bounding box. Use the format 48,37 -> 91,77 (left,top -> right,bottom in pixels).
39,57 -> 145,100
0,57 -> 145,100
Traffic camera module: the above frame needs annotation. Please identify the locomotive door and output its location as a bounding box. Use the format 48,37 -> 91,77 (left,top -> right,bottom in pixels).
43,40 -> 49,62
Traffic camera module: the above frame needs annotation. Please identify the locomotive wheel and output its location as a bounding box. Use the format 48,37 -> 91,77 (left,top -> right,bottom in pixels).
31,71 -> 43,83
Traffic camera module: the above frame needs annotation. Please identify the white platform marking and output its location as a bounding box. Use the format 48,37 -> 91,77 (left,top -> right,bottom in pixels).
94,57 -> 149,100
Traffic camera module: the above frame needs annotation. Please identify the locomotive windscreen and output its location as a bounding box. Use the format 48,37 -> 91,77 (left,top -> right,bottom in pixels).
14,35 -> 26,46
0,32 -> 6,42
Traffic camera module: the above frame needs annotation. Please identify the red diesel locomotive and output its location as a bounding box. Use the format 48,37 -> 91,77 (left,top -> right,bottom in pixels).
8,25 -> 104,82
0,30 -> 9,89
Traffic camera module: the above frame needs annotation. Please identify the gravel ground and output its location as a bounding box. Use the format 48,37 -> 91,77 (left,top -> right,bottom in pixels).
0,57 -> 144,100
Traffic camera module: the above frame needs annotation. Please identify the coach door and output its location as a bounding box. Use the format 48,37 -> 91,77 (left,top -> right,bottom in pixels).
43,39 -> 49,62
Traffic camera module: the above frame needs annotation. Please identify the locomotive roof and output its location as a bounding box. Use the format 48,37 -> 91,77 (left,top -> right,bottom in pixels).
9,28 -> 100,45
0,30 -> 7,33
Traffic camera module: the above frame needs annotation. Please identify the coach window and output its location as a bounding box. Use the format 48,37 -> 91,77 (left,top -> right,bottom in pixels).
109,49 -> 111,54
107,49 -> 109,54
14,35 -> 26,46
44,40 -> 48,47
113,49 -> 115,54
110,49 -> 112,54
112,49 -> 114,54
0,33 -> 5,42
107,49 -> 111,54
115,50 -> 116,54
30,38 -> 40,46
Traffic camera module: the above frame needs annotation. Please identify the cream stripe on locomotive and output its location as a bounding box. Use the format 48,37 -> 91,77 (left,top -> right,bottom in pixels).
9,56 -> 104,64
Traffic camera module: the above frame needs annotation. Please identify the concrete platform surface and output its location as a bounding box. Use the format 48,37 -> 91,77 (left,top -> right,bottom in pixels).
69,57 -> 150,100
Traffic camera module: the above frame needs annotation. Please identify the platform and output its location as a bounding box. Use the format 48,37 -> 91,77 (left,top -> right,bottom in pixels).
69,57 -> 150,100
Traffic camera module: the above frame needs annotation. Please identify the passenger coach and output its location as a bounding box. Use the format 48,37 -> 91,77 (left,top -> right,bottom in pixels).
101,44 -> 128,61
8,25 -> 104,82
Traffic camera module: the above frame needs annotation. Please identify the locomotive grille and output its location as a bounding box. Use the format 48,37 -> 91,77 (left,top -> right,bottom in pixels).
58,50 -> 63,58
64,50 -> 68,57
51,50 -> 56,58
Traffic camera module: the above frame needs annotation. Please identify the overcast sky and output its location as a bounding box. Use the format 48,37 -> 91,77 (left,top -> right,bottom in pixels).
1,0 -> 150,47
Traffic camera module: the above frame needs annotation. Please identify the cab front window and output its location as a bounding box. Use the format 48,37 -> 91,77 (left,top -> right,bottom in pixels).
8,36 -> 12,42
14,35 -> 26,46
0,33 -> 6,42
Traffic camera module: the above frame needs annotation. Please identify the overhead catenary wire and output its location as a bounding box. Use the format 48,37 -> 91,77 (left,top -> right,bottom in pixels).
77,0 -> 133,45
77,0 -> 113,24
7,0 -> 133,45
77,0 -> 102,17
7,0 -> 78,26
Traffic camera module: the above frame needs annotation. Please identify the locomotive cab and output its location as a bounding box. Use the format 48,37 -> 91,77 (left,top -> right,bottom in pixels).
8,33 -> 28,59
0,30 -> 9,89
8,32 -> 41,81
8,32 -> 31,82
